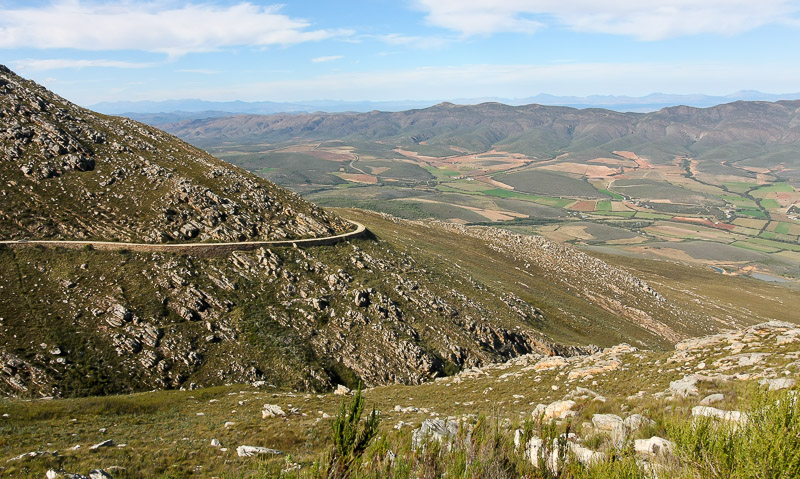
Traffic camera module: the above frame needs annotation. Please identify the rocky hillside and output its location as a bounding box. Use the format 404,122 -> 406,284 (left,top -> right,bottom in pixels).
0,68 -> 621,399
2,320 -> 798,478
0,65 -> 348,242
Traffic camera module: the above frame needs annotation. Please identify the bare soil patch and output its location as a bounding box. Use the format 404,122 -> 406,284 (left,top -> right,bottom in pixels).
338,173 -> 378,184
569,200 -> 597,212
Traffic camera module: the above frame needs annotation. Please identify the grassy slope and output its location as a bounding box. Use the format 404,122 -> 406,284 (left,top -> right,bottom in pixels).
339,209 -> 800,341
2,318 -> 798,478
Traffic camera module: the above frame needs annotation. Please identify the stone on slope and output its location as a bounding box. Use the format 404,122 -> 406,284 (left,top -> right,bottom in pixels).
669,374 -> 700,397
759,378 -> 796,391
411,418 -> 462,449
534,400 -> 577,420
700,393 -> 725,405
236,445 -> 283,457
569,443 -> 604,466
334,384 -> 350,395
89,440 -> 114,450
591,414 -> 624,432
692,406 -> 748,423
623,414 -> 654,431
634,437 -> 674,458
261,404 -> 287,418
592,413 -> 627,445
7,450 -> 57,462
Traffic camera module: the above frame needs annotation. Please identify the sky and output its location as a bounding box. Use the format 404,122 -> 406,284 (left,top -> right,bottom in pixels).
2,0 -> 800,106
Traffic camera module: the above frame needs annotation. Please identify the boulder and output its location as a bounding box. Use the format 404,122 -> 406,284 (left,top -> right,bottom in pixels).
759,378 -> 796,391
236,445 -> 283,457
261,404 -> 286,418
534,400 -> 577,420
623,414 -> 653,431
669,374 -> 700,397
411,418 -> 461,449
354,290 -> 370,307
692,406 -> 748,424
700,393 -> 724,405
634,436 -> 674,458
533,356 -> 568,370
569,443 -> 604,466
591,414 -> 624,432
334,384 -> 350,395
89,439 -> 114,450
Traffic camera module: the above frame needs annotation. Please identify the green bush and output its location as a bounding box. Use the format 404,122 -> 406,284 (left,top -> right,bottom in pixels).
668,387 -> 800,479
316,384 -> 380,478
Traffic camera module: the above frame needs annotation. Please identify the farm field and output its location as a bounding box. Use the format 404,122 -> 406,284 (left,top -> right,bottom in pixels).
203,140 -> 800,286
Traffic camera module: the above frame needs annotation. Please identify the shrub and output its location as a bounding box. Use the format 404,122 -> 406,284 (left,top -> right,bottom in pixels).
317,384 -> 380,478
668,387 -> 800,479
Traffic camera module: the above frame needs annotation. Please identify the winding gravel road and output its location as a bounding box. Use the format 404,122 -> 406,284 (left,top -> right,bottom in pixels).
0,220 -> 367,256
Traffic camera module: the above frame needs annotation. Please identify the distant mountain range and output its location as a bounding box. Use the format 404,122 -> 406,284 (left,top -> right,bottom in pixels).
161,99 -> 800,185
92,91 -> 800,124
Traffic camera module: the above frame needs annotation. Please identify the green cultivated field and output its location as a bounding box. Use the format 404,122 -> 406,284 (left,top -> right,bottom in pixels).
198,130 -> 800,285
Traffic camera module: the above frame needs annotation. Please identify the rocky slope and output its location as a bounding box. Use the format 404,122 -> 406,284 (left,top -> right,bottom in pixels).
0,65 -> 348,242
0,67 -> 611,399
2,320 -> 798,478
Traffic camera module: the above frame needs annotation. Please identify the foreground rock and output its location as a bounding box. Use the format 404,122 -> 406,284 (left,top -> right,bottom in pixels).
412,419 -> 462,449
236,445 -> 283,457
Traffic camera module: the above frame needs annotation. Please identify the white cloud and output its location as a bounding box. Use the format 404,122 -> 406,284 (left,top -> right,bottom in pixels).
312,55 -> 344,63
0,1 -> 352,55
120,61 -> 800,102
14,58 -> 159,70
413,0 -> 800,40
373,34 -> 452,49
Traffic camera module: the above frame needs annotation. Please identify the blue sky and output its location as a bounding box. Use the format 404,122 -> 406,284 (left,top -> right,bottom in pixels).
2,0 -> 800,105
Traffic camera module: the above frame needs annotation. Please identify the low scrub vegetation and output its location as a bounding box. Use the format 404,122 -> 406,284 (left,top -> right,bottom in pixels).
270,386 -> 800,478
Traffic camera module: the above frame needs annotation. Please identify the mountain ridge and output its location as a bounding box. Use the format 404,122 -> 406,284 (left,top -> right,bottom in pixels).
160,99 -> 800,184
91,91 -> 800,123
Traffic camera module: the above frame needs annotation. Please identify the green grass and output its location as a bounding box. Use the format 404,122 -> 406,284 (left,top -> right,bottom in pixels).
633,212 -> 673,220
482,188 -> 519,198
760,199 -> 781,209
746,237 -> 800,252
591,211 -> 636,217
751,182 -> 794,197
439,181 -> 494,193
736,209 -> 769,219
723,182 -> 760,193
731,241 -> 782,253
596,201 -> 612,212
774,222 -> 791,235
668,387 -> 800,479
718,194 -> 758,208
598,189 -> 624,200
481,189 -> 573,208
423,166 -> 461,181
